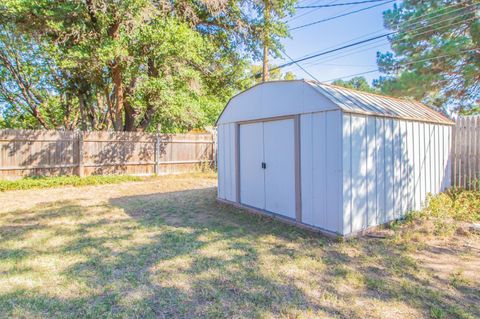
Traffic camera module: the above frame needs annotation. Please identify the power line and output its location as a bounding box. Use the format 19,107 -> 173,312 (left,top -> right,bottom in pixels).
394,2 -> 479,32
270,33 -> 394,72
296,10 -> 477,68
391,1 -> 478,29
289,0 -> 395,31
297,28 -> 387,59
256,3 -> 479,79
280,19 -> 480,82
266,16 -> 476,78
291,1 -> 476,33
304,16 -> 476,69
304,4 -> 476,56
287,0 -> 340,23
303,39 -> 389,67
296,0 -> 388,9
282,50 -> 322,82
322,47 -> 479,82
304,16 -> 476,67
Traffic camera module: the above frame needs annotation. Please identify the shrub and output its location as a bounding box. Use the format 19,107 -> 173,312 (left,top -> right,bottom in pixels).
423,188 -> 480,223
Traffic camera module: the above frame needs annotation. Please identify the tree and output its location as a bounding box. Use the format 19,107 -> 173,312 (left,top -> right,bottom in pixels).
250,64 -> 296,84
259,0 -> 296,81
0,0 -> 295,131
0,26 -> 71,129
376,0 -> 479,112
332,77 -> 377,93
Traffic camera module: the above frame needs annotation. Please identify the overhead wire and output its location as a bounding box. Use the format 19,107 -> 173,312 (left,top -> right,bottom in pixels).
302,8 -> 477,67
286,0 -> 340,23
296,0 -> 390,9
303,39 -> 389,67
289,0 -> 395,31
282,50 -> 323,82
321,47 -> 479,82
301,3 -> 478,57
256,2 -> 479,80
285,8 -> 478,71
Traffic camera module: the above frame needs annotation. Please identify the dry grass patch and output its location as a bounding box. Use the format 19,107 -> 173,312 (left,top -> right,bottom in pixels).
0,174 -> 478,318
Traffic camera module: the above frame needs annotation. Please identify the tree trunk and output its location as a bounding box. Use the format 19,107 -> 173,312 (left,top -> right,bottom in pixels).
108,20 -> 124,131
123,78 -> 137,131
111,60 -> 124,130
78,92 -> 88,131
124,102 -> 135,131
138,57 -> 158,130
262,0 -> 270,82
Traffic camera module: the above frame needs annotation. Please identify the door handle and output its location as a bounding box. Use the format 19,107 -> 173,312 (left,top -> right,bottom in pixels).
261,162 -> 266,169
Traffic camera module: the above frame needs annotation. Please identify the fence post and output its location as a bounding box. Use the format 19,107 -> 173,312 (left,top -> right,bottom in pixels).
77,130 -> 84,177
154,133 -> 160,175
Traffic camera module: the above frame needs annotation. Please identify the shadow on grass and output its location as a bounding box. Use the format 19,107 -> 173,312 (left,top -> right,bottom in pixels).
0,186 -> 478,318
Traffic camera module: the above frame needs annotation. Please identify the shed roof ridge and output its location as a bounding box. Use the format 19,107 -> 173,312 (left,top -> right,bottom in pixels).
306,80 -> 454,125
309,80 -> 420,104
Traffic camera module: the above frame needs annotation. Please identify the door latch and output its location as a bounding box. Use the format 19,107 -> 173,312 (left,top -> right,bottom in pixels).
261,162 -> 266,169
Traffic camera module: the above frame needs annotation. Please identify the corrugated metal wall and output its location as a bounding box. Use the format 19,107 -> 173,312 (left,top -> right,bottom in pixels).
300,110 -> 343,234
342,113 -> 452,235
217,123 -> 237,202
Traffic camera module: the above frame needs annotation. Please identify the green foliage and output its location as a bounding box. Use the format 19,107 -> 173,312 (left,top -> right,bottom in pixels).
430,306 -> 447,319
376,0 -> 479,111
250,64 -> 297,85
393,188 -> 479,238
423,188 -> 480,223
0,175 -> 142,192
0,0 -> 295,132
332,76 -> 377,93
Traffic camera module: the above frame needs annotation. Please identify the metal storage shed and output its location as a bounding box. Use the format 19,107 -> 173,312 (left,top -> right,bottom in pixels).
216,80 -> 454,236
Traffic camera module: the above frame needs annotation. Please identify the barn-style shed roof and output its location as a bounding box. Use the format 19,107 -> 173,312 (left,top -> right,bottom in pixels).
308,81 -> 454,125
217,80 -> 454,125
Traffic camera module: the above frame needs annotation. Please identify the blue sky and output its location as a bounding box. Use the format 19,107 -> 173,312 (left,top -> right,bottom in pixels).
272,0 -> 398,84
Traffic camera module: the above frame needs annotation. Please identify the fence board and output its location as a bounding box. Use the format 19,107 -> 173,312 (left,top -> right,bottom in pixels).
451,115 -> 480,190
0,129 -> 215,179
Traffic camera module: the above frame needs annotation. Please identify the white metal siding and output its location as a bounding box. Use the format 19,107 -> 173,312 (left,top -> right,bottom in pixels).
217,123 -> 237,202
218,81 -> 338,125
217,124 -> 225,199
264,119 -> 296,218
375,117 -> 386,225
300,110 -> 343,234
342,114 -> 452,234
366,117 -> 376,227
239,122 -> 265,208
342,114 -> 352,235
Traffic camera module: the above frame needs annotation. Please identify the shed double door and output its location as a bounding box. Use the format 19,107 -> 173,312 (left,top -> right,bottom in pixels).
239,118 -> 296,219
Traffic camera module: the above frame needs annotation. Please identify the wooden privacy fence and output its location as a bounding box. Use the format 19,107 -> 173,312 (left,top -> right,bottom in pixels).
451,115 -> 480,190
0,129 -> 216,178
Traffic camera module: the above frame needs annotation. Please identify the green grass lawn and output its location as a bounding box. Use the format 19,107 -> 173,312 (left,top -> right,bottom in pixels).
0,174 -> 478,318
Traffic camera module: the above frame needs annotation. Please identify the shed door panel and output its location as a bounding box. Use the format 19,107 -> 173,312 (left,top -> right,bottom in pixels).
264,119 -> 296,219
239,122 -> 265,209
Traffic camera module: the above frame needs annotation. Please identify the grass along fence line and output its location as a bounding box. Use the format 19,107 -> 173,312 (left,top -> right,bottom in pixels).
0,175 -> 143,192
